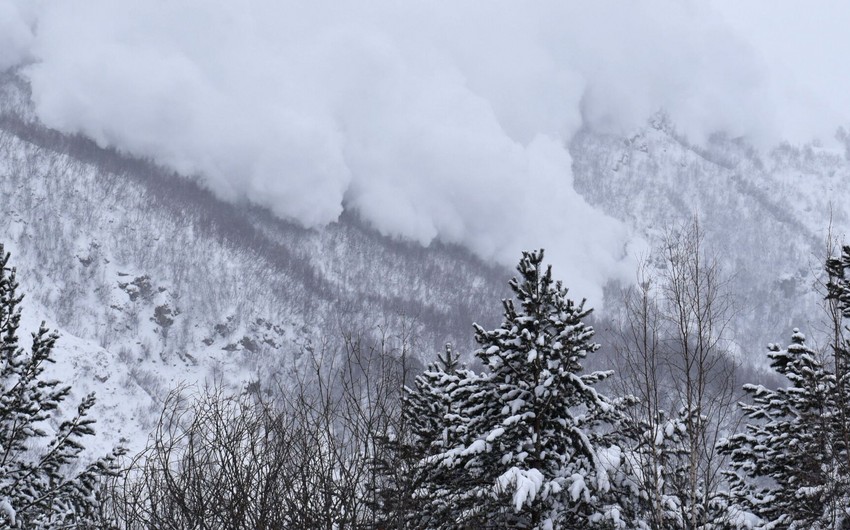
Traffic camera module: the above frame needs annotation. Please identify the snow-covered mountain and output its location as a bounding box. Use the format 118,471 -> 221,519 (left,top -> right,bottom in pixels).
1,73 -> 848,454
0,74 -> 512,452
573,116 -> 847,352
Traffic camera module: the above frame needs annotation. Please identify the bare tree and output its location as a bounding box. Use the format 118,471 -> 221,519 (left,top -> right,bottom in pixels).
111,385 -> 294,529
613,218 -> 739,529
612,262 -> 675,529
110,325 -> 415,529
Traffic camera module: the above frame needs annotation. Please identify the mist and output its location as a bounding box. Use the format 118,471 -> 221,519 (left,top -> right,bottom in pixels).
2,0 -> 848,302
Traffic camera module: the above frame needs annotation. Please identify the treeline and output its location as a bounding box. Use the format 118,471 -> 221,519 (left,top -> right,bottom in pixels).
3,223 -> 850,528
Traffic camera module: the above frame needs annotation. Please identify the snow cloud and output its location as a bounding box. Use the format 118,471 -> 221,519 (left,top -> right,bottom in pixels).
2,0 -> 847,301
0,1 -> 37,71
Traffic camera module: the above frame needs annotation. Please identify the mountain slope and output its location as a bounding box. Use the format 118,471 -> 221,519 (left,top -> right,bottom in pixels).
572,118 -> 848,355
2,75 -> 849,453
0,78 -> 512,452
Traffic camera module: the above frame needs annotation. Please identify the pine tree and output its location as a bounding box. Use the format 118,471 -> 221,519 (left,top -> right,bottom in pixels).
827,245 -> 850,319
0,244 -> 124,528
429,250 -> 626,529
719,330 -> 845,528
718,245 -> 850,528
373,344 -> 482,529
825,244 -> 850,525
614,408 -> 691,529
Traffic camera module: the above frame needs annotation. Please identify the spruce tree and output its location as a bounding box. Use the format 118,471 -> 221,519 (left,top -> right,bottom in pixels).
0,244 -> 124,528
719,330 -> 844,528
615,408 -> 691,529
430,250 -> 625,529
373,344 -> 482,529
825,244 -> 850,524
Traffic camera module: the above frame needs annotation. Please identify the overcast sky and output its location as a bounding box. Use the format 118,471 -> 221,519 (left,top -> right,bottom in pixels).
1,0 -> 848,302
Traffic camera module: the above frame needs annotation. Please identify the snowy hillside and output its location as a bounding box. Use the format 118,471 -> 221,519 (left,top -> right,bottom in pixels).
4,2 -> 850,527
572,117 -> 848,356
0,75 -> 512,452
2,72 -> 849,455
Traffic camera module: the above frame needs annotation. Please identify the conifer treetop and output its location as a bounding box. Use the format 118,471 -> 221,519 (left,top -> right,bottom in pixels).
0,243 -> 124,528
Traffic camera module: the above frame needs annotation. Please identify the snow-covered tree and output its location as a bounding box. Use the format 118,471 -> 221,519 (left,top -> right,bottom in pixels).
373,344 -> 483,529
613,408 -> 692,529
827,246 -> 850,458
714,246 -> 850,528
0,244 -> 124,528
827,245 -> 850,321
824,245 -> 850,524
428,250 -> 627,529
719,330 -> 848,528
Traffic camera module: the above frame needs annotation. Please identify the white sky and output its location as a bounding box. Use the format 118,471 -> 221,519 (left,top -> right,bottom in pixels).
709,0 -> 850,145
